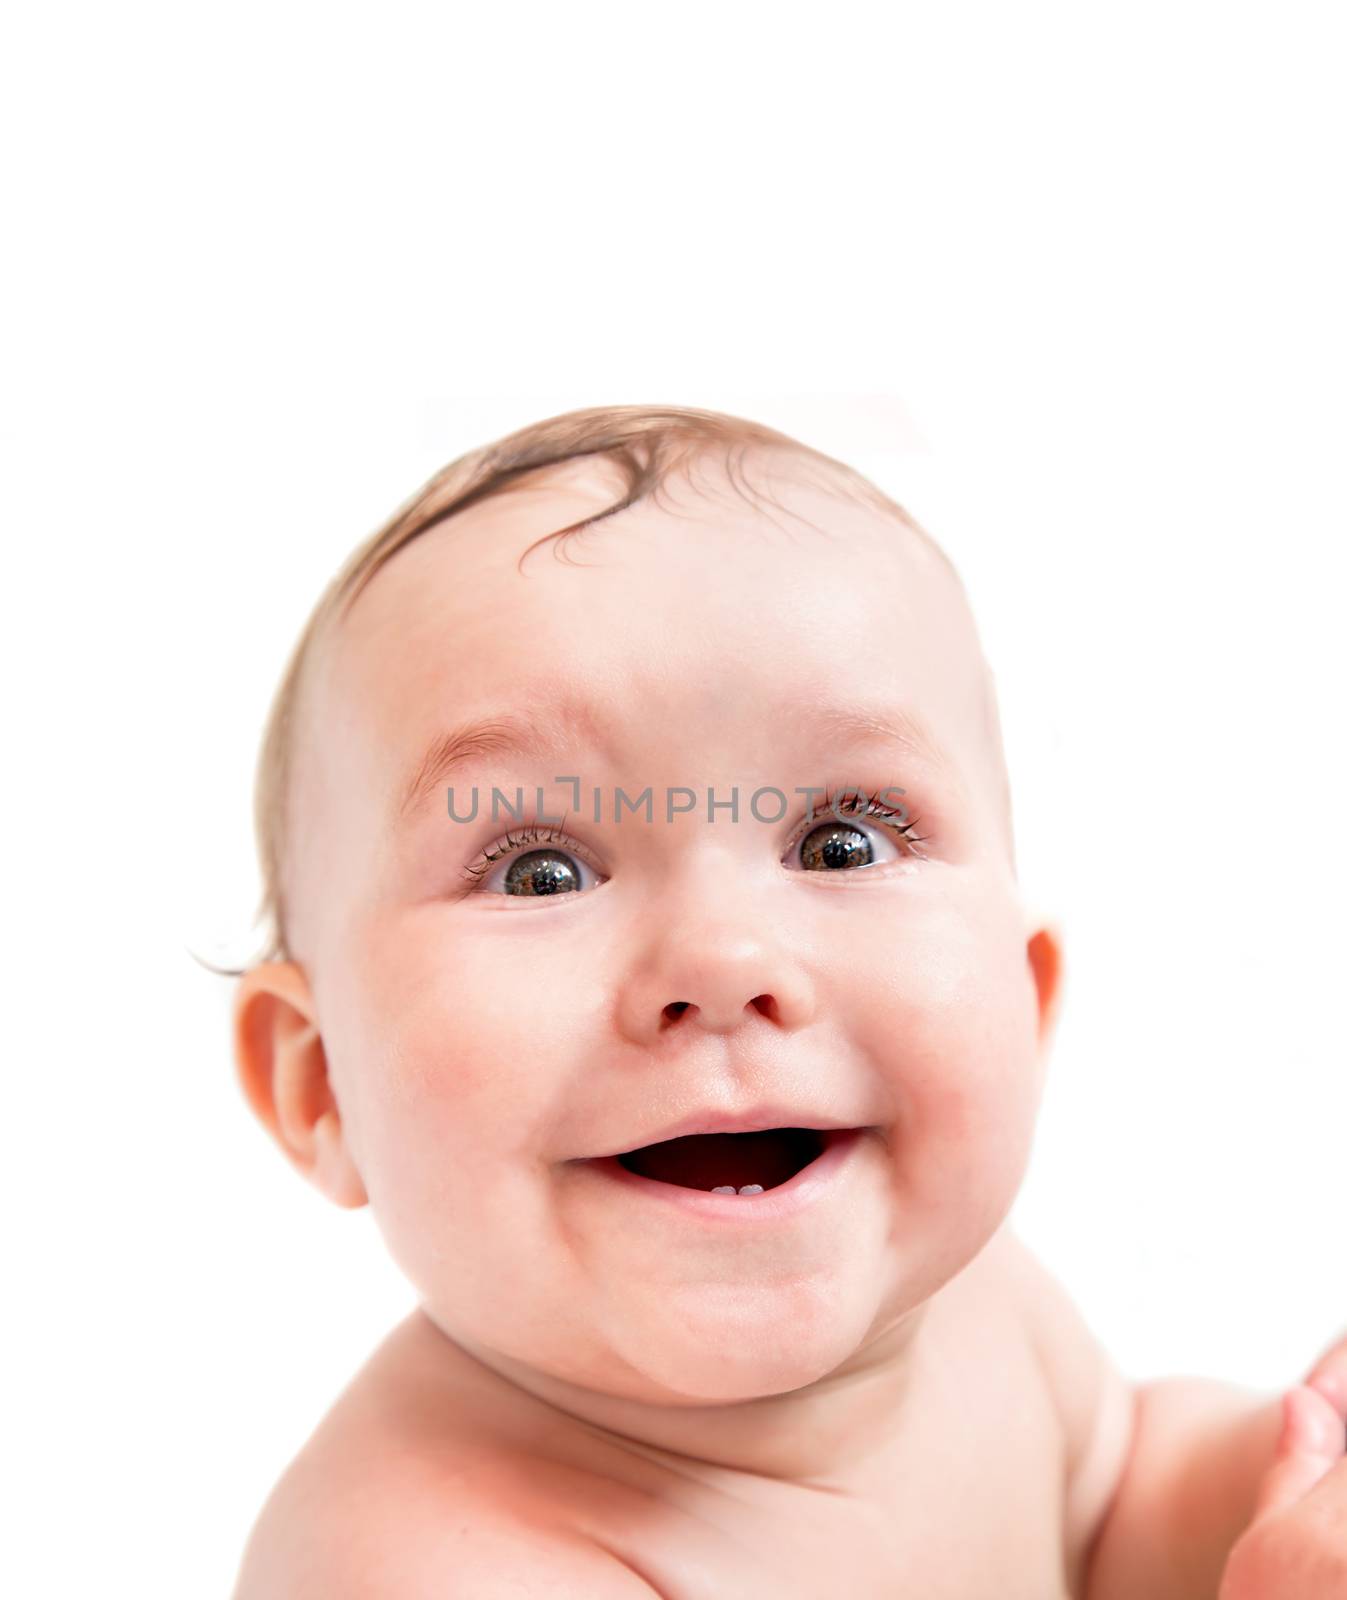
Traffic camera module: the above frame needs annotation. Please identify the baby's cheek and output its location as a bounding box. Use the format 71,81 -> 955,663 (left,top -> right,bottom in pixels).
341,910 -> 533,1083
329,1020 -> 536,1295
318,933 -> 519,1200
852,898 -> 1041,1190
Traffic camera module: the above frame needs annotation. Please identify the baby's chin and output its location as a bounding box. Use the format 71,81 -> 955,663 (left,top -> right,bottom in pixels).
523,1213 -> 908,1406
592,1269 -> 892,1404
413,1227 -> 902,1409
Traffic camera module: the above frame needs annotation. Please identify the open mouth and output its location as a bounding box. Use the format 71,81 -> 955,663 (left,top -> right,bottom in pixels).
612,1127 -> 836,1195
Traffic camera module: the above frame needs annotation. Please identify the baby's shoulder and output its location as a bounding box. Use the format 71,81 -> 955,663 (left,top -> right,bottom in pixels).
230,1317 -> 658,1598
232,1452 -> 656,1598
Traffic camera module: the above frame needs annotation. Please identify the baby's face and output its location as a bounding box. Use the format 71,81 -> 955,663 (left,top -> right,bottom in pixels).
280,455 -> 1057,1405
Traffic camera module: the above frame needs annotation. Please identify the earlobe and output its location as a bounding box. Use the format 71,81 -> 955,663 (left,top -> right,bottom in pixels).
232,961 -> 368,1209
1025,919 -> 1065,1051
311,1107 -> 369,1210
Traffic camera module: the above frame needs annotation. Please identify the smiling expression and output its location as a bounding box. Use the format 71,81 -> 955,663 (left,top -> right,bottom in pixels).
275,452 -> 1054,1404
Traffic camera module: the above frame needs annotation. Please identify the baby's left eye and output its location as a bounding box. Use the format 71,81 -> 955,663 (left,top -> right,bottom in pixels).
783,795 -> 927,874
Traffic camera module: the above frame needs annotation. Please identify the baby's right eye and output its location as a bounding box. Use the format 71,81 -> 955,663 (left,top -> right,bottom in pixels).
461,825 -> 607,897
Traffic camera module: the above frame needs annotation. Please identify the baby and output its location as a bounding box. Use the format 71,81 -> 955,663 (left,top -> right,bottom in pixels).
228,405 -> 1347,1598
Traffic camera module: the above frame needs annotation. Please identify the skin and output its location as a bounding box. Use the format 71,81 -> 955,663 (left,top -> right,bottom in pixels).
233,449 -> 1080,1590
233,452 -> 1347,1595
1216,1347 -> 1347,1598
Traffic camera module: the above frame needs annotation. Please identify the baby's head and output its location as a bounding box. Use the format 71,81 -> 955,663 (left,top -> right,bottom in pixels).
233,404 -> 1062,1408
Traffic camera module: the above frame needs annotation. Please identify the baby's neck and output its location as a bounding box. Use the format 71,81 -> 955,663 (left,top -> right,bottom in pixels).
420,1296 -> 945,1492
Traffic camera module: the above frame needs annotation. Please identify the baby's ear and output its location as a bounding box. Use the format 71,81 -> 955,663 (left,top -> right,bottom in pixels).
1024,913 -> 1065,1056
231,961 -> 368,1209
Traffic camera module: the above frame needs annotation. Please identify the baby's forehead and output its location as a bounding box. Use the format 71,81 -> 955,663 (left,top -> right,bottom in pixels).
318,480 -> 968,747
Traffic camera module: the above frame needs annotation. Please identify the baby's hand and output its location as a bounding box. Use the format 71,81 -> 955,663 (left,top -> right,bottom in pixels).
1218,1338 -> 1347,1599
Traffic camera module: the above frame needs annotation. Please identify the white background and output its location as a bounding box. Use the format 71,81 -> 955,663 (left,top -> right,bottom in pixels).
4,3 -> 1345,1594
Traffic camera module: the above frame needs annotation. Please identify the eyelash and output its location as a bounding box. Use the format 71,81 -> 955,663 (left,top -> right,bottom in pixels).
802,785 -> 929,852
458,786 -> 928,888
460,821 -> 594,885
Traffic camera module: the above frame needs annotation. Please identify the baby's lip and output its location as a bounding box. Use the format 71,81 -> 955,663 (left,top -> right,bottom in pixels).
588,1103 -> 869,1160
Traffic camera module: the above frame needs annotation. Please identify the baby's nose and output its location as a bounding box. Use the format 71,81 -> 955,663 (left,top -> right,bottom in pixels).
615,924 -> 817,1043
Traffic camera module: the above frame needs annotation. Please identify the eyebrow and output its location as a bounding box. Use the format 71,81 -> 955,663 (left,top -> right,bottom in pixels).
811,702 -> 956,779
396,704 -> 594,824
394,697 -> 956,827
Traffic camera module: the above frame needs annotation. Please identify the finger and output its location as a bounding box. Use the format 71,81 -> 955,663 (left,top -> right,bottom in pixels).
1252,1386 -> 1345,1519
1307,1371 -> 1347,1430
1304,1326 -> 1347,1419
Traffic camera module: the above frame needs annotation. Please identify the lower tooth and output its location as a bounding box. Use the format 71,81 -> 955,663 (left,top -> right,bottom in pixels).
710,1183 -> 765,1196
738,1184 -> 764,1196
